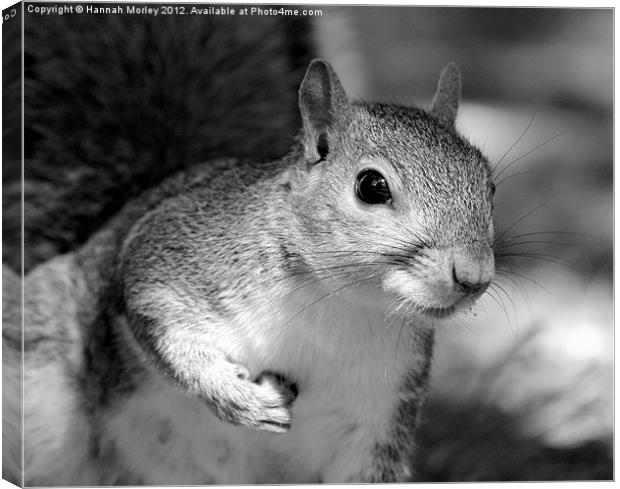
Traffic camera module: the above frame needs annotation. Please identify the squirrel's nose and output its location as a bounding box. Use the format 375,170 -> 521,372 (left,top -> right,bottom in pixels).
451,251 -> 494,296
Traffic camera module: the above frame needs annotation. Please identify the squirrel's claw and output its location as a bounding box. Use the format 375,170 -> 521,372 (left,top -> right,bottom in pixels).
206,369 -> 296,434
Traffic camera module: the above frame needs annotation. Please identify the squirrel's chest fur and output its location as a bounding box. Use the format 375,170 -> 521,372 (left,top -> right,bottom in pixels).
105,287 -> 424,483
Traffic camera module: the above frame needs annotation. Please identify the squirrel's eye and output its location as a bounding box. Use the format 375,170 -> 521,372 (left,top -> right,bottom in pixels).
355,169 -> 392,205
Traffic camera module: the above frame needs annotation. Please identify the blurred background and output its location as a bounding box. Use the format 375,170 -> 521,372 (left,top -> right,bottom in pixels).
315,6 -> 613,481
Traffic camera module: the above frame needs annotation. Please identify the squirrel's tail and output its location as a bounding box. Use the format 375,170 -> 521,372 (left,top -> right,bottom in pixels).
4,13 -> 315,272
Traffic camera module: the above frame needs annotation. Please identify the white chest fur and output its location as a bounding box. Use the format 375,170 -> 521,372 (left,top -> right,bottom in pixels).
106,288 -> 427,484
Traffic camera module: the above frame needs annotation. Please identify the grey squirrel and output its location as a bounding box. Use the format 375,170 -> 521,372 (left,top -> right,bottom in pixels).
4,55 -> 495,484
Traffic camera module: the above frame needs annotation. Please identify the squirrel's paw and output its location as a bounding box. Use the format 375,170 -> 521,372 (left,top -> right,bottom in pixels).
210,368 -> 297,434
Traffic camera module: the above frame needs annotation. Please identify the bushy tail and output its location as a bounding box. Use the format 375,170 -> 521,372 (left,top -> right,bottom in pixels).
4,13 -> 314,272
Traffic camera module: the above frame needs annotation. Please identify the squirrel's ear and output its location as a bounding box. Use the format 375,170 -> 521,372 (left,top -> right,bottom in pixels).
298,59 -> 351,164
430,63 -> 461,127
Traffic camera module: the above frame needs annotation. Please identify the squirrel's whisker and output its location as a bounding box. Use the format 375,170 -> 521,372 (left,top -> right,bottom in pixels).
498,268 -> 548,296
494,170 -> 550,189
494,230 -> 601,250
484,287 -> 507,315
494,201 -> 550,245
495,251 -> 572,268
487,284 -> 518,333
491,281 -> 519,323
309,248 -> 419,262
493,133 -> 560,182
390,315 -> 409,375
494,239 -> 597,249
281,273 -> 378,329
309,221 -> 429,249
262,261 -> 399,310
309,229 -> 427,255
497,230 -> 597,240
492,111 -> 537,174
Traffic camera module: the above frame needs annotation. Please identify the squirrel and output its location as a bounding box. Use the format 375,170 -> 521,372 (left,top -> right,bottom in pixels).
3,56 -> 496,484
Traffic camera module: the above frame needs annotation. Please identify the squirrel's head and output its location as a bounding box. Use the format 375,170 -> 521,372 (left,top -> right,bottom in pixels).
287,59 -> 495,319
